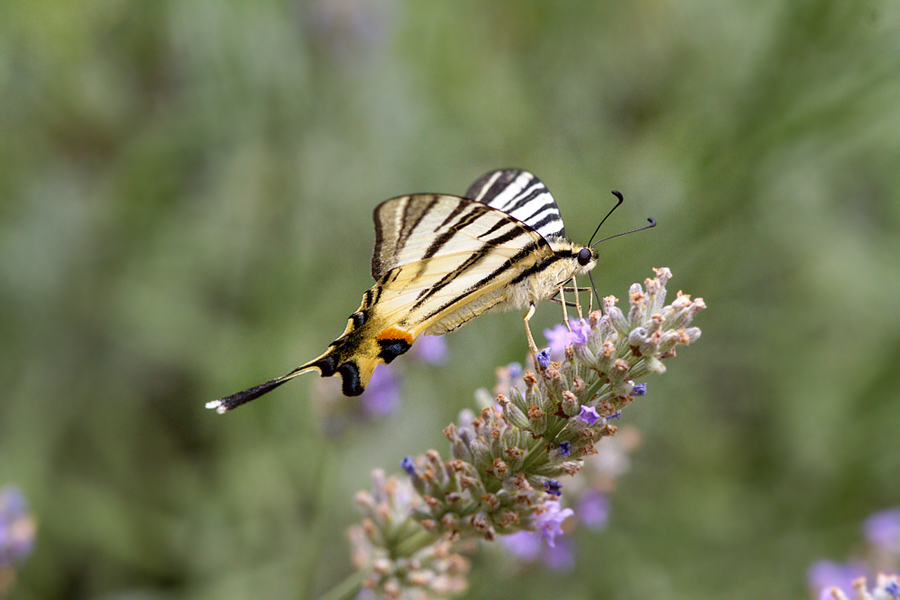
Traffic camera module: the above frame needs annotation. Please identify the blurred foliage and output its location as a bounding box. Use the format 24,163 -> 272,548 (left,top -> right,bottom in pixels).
1,1 -> 899,599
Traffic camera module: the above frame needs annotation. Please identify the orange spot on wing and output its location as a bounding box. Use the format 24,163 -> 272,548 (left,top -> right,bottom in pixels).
376,327 -> 414,345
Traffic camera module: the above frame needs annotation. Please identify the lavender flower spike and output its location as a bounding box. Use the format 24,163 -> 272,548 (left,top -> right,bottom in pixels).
340,269 -> 705,599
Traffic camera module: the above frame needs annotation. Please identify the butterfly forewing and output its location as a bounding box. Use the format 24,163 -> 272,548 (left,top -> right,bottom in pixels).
369,194 -> 554,335
465,169 -> 566,239
372,194 -> 552,282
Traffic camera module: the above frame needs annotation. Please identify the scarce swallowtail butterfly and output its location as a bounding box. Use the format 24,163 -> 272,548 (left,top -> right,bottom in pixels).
207,169 -> 605,413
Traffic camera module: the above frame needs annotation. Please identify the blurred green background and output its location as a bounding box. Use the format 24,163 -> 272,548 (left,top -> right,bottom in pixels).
2,1 -> 899,598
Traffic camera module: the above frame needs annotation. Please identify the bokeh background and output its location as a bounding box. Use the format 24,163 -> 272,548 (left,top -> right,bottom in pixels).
2,1 -> 899,598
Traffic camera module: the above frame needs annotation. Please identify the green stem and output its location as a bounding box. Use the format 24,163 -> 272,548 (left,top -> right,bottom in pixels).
315,568 -> 371,600
298,441 -> 338,598
394,527 -> 441,557
520,438 -> 549,474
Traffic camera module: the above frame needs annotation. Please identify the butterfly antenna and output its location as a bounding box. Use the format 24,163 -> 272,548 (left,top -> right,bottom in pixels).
586,191 -> 625,246
591,217 -> 657,247
585,190 -> 658,307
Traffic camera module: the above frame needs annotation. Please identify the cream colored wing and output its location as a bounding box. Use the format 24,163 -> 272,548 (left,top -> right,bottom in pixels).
369,195 -> 555,334
372,194 -> 549,281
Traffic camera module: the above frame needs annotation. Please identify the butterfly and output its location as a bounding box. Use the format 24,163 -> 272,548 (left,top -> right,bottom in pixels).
207,169 -> 608,413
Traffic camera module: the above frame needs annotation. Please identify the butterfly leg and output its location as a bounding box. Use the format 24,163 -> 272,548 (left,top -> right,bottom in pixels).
523,302 -> 540,356
572,275 -> 583,319
559,284 -> 570,330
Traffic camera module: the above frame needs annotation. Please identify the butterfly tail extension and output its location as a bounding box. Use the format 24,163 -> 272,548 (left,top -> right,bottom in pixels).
204,362 -> 322,414
207,292 -> 419,412
203,339 -> 367,414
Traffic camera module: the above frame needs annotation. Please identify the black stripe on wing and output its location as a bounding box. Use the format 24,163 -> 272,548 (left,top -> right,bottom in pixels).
465,169 -> 566,239
410,218 -> 536,310
373,194 -> 551,283
372,194 -> 442,280
418,238 -> 555,324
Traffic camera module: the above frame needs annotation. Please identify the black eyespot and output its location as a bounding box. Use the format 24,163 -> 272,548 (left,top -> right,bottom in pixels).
577,247 -> 593,266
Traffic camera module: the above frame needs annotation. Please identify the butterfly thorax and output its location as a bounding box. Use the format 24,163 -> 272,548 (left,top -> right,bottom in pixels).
502,237 -> 598,310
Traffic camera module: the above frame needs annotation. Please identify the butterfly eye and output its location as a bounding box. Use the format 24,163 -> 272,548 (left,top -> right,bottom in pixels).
577,247 -> 593,266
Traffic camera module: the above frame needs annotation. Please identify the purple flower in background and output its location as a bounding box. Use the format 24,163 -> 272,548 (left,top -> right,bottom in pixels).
579,405 -> 600,425
578,490 -> 610,531
544,319 -> 591,360
502,531 -> 574,571
361,365 -> 401,416
507,362 -> 523,381
542,537 -> 575,571
543,324 -> 572,358
864,508 -> 900,552
502,530 -> 542,562
569,319 -> 590,345
0,486 -> 36,567
536,500 -> 574,548
807,560 -> 866,599
631,383 -> 647,396
412,335 -> 448,365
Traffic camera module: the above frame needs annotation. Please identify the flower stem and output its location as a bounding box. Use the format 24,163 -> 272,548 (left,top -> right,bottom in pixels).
394,527 -> 440,557
520,438 -> 549,474
315,567 -> 371,600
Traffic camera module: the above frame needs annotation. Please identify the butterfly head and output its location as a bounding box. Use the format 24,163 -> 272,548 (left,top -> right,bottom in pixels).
576,246 -> 597,270
547,238 -> 599,278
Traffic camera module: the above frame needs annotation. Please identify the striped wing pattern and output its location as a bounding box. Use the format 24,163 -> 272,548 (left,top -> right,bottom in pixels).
465,168 -> 566,239
301,193 -> 555,396
208,169 -> 580,412
369,194 -> 554,334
